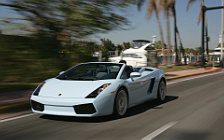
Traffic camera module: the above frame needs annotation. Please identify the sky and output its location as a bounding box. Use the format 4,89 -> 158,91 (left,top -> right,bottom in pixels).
0,0 -> 223,49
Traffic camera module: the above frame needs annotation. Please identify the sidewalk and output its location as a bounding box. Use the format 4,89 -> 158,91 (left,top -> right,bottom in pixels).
0,90 -> 33,106
166,67 -> 222,80
0,90 -> 33,120
0,67 -> 223,119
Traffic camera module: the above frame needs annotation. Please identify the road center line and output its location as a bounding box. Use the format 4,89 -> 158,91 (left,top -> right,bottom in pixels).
141,121 -> 178,140
0,113 -> 35,123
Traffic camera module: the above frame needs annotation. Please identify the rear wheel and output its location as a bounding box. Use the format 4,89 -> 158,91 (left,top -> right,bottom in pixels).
157,80 -> 167,102
114,89 -> 128,117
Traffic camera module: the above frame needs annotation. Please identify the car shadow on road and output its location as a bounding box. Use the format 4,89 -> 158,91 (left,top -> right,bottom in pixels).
125,95 -> 178,117
40,95 -> 178,123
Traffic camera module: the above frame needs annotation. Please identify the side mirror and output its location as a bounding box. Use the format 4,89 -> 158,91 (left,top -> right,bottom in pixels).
130,72 -> 141,79
59,71 -> 65,75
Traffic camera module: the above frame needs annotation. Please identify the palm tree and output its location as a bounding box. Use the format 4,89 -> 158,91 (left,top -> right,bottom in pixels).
147,0 -> 166,50
170,0 -> 180,64
159,0 -> 174,65
138,0 -> 166,50
138,0 -> 169,65
159,0 -> 184,65
187,0 -> 209,60
138,0 -> 181,65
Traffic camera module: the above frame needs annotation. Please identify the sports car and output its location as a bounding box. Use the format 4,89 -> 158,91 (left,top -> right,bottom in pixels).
30,62 -> 166,117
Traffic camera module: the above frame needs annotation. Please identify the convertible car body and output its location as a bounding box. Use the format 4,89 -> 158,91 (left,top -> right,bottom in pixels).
30,62 -> 166,117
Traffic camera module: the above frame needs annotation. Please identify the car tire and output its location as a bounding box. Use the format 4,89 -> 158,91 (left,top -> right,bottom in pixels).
114,89 -> 128,117
157,80 -> 167,102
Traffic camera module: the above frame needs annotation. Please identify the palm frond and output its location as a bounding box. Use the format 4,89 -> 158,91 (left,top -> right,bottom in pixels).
187,0 -> 197,11
186,0 -> 204,24
168,0 -> 176,6
147,0 -> 157,17
197,3 -> 202,24
159,0 -> 174,15
197,0 -> 204,24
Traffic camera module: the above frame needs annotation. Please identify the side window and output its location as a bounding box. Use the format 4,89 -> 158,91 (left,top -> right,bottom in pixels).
121,66 -> 133,79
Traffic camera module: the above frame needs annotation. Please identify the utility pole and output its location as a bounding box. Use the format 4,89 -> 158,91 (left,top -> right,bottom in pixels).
201,5 -> 206,66
205,20 -> 209,59
221,0 -> 224,66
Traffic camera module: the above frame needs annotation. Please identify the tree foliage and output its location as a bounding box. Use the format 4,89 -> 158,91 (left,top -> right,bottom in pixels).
99,38 -> 115,61
0,0 -> 134,40
0,34 -> 98,83
153,41 -> 164,49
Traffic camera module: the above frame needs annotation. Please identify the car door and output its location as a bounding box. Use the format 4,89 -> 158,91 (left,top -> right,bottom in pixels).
121,66 -> 143,105
132,73 -> 156,104
139,72 -> 156,101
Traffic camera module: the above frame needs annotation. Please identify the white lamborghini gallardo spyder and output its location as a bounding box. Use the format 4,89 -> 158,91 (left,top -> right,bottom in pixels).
30,62 -> 166,117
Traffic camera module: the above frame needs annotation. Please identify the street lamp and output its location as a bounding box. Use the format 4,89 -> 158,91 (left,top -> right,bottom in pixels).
201,2 -> 224,67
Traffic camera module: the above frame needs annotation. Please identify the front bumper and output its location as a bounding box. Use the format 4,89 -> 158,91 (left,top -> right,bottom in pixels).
30,94 -> 114,117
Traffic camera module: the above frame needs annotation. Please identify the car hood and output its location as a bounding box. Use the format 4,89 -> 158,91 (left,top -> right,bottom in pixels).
39,78 -> 113,98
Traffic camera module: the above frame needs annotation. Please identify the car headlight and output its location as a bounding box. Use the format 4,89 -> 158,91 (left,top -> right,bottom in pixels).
86,83 -> 111,98
33,82 -> 45,96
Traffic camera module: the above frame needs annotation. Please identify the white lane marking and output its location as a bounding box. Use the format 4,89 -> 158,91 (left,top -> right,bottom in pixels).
167,71 -> 223,85
0,113 -> 35,123
142,121 -> 178,140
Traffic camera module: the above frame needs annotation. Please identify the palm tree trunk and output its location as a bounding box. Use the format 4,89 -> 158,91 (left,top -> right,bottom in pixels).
165,9 -> 172,65
155,11 -> 165,49
155,10 -> 166,64
176,28 -> 186,64
172,3 -> 179,65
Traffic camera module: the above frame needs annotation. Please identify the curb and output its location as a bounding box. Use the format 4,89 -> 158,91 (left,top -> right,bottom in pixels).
0,101 -> 31,114
166,69 -> 223,81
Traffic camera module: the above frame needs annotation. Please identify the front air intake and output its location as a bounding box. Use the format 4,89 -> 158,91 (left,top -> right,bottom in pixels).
31,100 -> 44,111
74,103 -> 96,114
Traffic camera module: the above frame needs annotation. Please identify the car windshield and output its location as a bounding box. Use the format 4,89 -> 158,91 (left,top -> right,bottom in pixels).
57,63 -> 123,81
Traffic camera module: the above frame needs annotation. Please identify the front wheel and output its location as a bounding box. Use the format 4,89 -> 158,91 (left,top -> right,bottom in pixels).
114,89 -> 128,117
157,80 -> 167,102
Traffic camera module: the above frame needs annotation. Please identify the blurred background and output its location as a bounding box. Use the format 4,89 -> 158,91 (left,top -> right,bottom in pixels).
0,0 -> 137,91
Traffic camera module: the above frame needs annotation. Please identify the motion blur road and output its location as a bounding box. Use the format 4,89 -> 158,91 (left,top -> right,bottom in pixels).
1,72 -> 224,140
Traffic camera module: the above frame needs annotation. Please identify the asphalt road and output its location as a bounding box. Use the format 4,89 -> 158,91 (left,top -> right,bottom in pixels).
1,72 -> 224,140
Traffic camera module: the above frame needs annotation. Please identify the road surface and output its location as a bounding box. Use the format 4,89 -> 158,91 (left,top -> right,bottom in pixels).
1,72 -> 224,140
